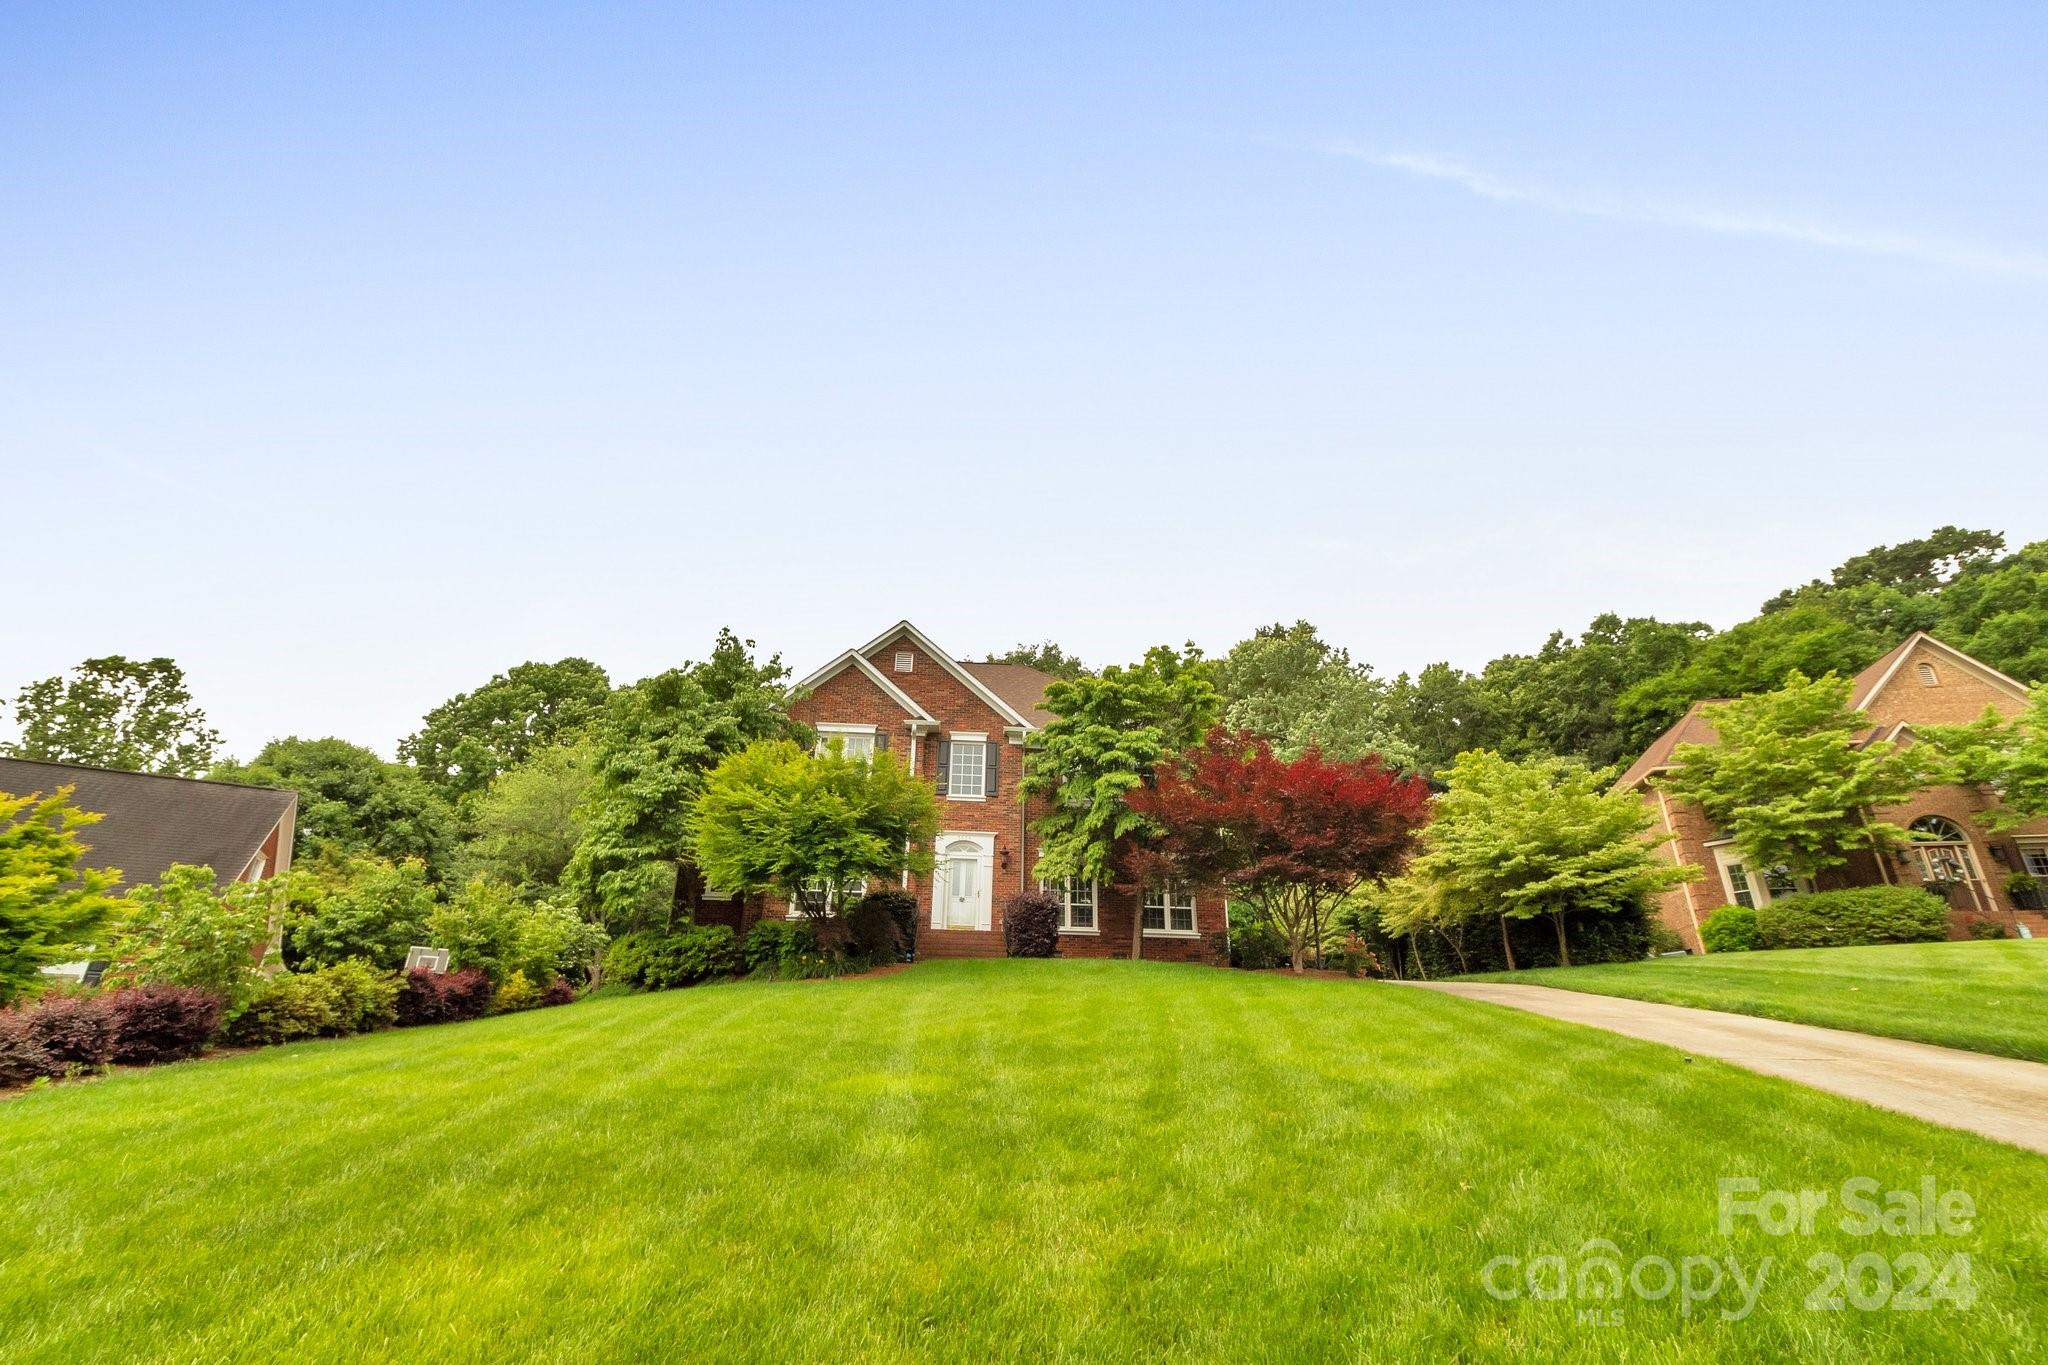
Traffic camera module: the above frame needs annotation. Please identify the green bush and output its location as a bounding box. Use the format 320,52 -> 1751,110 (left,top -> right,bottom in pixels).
1227,919 -> 1288,970
1646,922 -> 1687,955
229,972 -> 342,1045
1968,918 -> 2011,940
743,919 -> 812,974
603,926 -> 741,990
1755,887 -> 1950,950
426,881 -> 607,987
492,970 -> 544,1013
319,958 -> 401,1032
1700,905 -> 1759,953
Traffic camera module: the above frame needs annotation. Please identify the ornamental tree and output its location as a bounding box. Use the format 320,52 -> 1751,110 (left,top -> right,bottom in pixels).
102,864 -> 276,1018
1019,646 -> 1220,955
1124,729 -> 1432,972
399,658 -> 613,804
1413,750 -> 1695,967
689,740 -> 939,920
563,630 -> 801,930
6,656 -> 221,775
1920,685 -> 2048,834
0,787 -> 124,1004
1657,670 -> 1930,880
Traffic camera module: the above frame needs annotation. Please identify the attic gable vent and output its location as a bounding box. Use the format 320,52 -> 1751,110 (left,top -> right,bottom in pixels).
894,651 -> 914,673
1918,662 -> 1939,686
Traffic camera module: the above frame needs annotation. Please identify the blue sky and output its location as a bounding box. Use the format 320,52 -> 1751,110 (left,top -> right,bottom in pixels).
3,3 -> 2044,759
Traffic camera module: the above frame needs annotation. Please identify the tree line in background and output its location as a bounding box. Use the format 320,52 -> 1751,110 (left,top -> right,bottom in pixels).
3,523 -> 2046,999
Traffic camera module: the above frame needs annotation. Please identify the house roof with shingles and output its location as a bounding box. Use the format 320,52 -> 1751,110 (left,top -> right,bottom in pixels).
957,662 -> 1058,728
0,757 -> 295,891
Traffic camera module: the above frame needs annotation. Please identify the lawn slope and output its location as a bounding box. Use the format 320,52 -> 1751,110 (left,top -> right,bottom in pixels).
4,960 -> 2046,1362
1466,939 -> 2048,1062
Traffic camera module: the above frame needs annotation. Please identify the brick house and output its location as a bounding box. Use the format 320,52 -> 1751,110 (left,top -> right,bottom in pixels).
702,621 -> 1224,962
1616,633 -> 2048,951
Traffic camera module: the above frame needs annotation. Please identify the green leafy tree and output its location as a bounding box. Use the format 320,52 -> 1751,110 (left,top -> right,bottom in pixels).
691,740 -> 939,919
1921,686 -> 2048,834
5,656 -> 221,775
1466,615 -> 1710,769
1764,525 -> 2007,610
982,641 -> 1090,679
564,630 -> 800,930
425,879 -> 606,984
1383,662 -> 1486,775
0,787 -> 123,1004
399,658 -> 612,804
1616,607 -> 1888,754
288,856 -> 438,970
1214,621 -> 1413,767
1934,540 -> 2048,683
211,738 -> 455,876
456,740 -> 595,894
1019,645 -> 1222,900
1657,671 -> 1929,881
1412,751 -> 1696,967
102,865 -> 276,1017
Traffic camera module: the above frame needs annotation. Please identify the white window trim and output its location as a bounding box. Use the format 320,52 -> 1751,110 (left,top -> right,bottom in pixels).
1141,882 -> 1201,937
1042,877 -> 1100,934
1709,845 -> 1809,908
2018,838 -> 2048,879
790,877 -> 867,918
946,733 -> 989,802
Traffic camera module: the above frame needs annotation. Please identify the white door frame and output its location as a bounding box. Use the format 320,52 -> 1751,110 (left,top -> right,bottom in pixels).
933,831 -> 996,931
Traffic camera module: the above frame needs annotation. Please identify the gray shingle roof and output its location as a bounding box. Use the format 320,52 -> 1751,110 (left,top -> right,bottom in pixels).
0,757 -> 294,891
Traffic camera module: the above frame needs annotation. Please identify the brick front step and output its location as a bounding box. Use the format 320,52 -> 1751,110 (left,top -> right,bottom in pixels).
915,929 -> 1007,959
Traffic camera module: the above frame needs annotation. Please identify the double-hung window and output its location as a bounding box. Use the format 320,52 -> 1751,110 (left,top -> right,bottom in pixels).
793,876 -> 867,917
815,724 -> 877,761
947,735 -> 987,799
1045,878 -> 1096,932
1142,883 -> 1197,934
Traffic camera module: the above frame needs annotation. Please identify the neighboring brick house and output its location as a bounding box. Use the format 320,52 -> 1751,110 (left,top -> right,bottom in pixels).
1616,633 -> 2048,951
0,757 -> 298,983
710,621 -> 1224,963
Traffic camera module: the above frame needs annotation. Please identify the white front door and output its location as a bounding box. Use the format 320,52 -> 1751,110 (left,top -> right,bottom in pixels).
935,833 -> 995,930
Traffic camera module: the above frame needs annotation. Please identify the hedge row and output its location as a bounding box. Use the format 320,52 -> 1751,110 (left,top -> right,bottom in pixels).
1701,886 -> 1950,952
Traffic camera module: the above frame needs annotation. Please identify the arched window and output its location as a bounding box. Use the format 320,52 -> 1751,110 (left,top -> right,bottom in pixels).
1917,662 -> 1939,686
1910,815 -> 1967,842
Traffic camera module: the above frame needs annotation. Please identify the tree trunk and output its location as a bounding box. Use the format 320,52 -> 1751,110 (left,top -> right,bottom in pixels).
1500,915 -> 1517,971
1411,932 -> 1428,981
1131,905 -> 1145,962
1290,936 -> 1306,972
1552,911 -> 1571,967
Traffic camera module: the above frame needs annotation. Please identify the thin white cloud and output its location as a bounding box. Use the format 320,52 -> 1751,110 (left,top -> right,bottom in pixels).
1333,145 -> 2048,281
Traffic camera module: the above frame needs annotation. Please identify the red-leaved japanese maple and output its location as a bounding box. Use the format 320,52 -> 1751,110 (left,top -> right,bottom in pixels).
1125,729 -> 1432,972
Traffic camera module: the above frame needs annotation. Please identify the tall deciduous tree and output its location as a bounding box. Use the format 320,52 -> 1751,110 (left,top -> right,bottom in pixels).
456,740 -> 596,893
5,656 -> 221,776
1657,671 -> 1928,880
1125,729 -> 1431,972
1413,750 -> 1695,967
1214,621 -> 1413,767
211,738 -> 455,876
691,740 -> 939,919
399,658 -> 613,804
1919,686 -> 2048,835
1019,645 -> 1221,958
982,641 -> 1089,679
0,787 -> 123,1004
564,630 -> 800,930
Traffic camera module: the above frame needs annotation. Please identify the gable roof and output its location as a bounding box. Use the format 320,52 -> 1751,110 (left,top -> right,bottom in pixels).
858,621 -> 1038,729
959,661 -> 1058,728
1613,700 -> 1725,792
0,757 -> 295,890
1849,631 -> 2032,711
792,648 -> 937,723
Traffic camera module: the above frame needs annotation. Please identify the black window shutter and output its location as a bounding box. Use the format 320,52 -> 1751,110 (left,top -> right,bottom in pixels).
984,740 -> 998,795
874,731 -> 890,753
935,738 -> 951,795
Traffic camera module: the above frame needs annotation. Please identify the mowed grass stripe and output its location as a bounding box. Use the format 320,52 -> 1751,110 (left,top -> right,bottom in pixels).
2,960 -> 2045,1362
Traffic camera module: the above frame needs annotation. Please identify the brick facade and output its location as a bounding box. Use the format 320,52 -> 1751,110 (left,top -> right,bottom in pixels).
754,623 -> 1225,963
1631,635 -> 2048,951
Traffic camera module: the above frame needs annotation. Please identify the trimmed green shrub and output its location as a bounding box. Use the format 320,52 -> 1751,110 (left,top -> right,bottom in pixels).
1968,918 -> 2012,940
320,959 -> 401,1033
1001,891 -> 1061,958
1700,905 -> 1759,953
228,972 -> 342,1045
743,919 -> 809,974
1755,886 -> 1949,950
602,926 -> 740,989
1646,922 -> 1687,956
1228,920 -> 1289,970
105,986 -> 222,1063
492,970 -> 543,1013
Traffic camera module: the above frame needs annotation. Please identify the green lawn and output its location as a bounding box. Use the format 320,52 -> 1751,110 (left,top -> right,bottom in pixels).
4,961 -> 2045,1362
1465,939 -> 2048,1062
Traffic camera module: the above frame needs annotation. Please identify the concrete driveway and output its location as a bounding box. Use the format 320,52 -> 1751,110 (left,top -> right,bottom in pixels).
1411,980 -> 2048,1155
